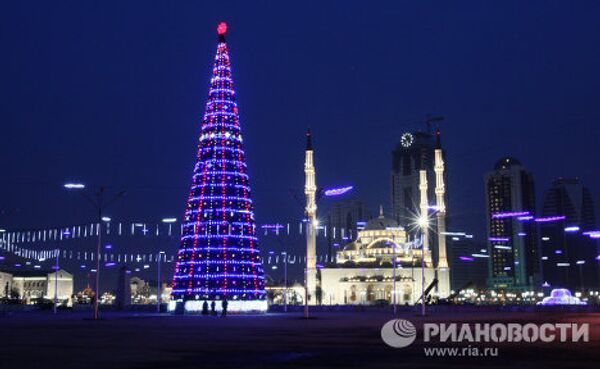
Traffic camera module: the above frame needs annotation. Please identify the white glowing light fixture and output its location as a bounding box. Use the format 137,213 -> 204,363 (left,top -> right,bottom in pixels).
162,218 -> 178,223
64,183 -> 85,189
101,217 -> 111,222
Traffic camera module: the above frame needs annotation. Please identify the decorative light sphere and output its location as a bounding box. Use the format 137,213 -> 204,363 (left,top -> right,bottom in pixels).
217,22 -> 227,35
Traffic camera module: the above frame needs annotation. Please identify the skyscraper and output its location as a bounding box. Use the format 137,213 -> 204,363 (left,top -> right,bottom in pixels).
485,157 -> 540,291
326,198 -> 371,254
391,131 -> 436,226
169,23 -> 266,313
540,177 -> 598,291
391,128 -> 450,293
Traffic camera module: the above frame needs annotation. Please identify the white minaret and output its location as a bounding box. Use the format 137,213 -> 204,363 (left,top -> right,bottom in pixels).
419,169 -> 432,266
434,130 -> 450,297
304,130 -> 317,305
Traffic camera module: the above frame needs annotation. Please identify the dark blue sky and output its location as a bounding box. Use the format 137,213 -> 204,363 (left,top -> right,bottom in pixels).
1,1 -> 599,240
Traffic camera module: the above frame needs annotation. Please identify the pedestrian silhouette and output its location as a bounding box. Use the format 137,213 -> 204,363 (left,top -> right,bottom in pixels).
210,300 -> 216,316
221,299 -> 228,317
202,300 -> 209,315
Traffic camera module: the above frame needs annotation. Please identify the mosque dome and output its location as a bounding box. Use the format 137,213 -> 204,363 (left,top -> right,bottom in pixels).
364,205 -> 401,230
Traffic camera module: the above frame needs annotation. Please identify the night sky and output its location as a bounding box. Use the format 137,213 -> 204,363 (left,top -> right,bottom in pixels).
2,1 -> 599,242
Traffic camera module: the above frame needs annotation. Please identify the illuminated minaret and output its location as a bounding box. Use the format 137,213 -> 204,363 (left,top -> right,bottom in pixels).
419,169 -> 432,266
434,129 -> 450,297
304,129 -> 317,304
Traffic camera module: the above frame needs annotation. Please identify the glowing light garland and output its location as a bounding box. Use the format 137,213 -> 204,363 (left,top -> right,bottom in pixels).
169,23 -> 266,311
491,211 -> 530,219
534,216 -> 566,223
323,186 -> 354,197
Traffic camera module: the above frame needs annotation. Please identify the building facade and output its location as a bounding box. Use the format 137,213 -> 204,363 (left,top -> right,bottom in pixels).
3,269 -> 73,304
540,177 -> 599,291
485,157 -> 540,291
320,210 -> 440,305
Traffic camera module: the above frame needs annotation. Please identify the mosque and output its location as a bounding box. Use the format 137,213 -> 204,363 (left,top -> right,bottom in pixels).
312,129 -> 451,305
319,207 -> 440,305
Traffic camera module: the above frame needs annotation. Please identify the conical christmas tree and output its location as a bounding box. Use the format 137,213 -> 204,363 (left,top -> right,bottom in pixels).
169,22 -> 266,313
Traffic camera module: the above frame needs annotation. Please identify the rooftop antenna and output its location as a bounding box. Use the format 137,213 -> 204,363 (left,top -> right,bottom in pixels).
425,115 -> 444,134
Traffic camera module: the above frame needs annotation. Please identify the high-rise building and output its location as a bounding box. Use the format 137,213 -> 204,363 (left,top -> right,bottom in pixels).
391,131 -> 437,226
169,23 -> 267,313
484,157 -> 540,291
539,177 -> 598,291
391,129 -> 450,296
326,199 -> 371,254
445,233 -> 488,291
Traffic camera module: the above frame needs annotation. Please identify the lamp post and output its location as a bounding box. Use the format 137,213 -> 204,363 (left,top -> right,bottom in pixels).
162,217 -> 177,236
157,251 -> 165,313
391,241 -> 397,315
417,213 -> 429,317
54,248 -> 59,314
576,260 -> 585,292
282,251 -> 288,312
64,183 -> 125,320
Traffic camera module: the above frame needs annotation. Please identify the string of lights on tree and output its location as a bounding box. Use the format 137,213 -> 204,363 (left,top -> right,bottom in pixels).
169,22 -> 268,312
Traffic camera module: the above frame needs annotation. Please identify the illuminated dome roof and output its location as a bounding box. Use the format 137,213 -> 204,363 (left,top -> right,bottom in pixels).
364,206 -> 401,230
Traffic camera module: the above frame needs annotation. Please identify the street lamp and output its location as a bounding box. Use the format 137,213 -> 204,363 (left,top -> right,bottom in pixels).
576,260 -> 585,292
53,248 -> 59,314
64,182 -> 125,320
157,251 -> 165,313
162,218 -> 177,236
417,214 -> 429,316
282,251 -> 288,312
391,241 -> 397,315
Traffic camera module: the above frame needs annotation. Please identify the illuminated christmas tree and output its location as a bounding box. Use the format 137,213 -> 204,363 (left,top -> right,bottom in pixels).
169,22 -> 266,313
